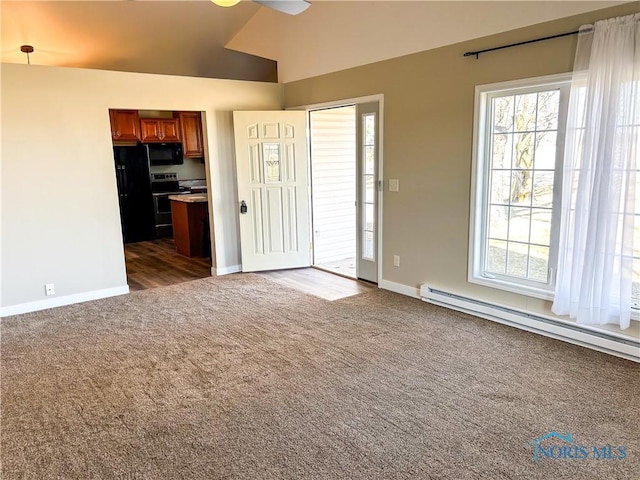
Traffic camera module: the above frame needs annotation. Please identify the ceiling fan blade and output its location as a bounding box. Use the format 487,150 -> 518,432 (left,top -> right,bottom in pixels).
253,0 -> 310,15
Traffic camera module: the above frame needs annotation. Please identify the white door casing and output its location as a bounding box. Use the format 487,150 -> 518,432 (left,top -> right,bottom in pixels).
234,111 -> 311,272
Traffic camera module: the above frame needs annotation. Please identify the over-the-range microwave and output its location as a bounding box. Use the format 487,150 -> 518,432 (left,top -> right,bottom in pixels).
146,143 -> 183,166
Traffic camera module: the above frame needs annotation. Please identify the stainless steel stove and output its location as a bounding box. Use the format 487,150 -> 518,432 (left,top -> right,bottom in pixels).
150,173 -> 189,238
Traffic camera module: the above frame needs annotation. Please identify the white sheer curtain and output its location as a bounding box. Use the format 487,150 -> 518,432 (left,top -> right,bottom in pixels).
552,13 -> 640,330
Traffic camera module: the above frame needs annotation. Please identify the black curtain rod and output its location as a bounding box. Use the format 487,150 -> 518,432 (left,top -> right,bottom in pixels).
463,28 -> 591,59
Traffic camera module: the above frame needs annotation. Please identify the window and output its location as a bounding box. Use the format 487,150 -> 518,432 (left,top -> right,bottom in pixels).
627,83 -> 640,306
361,113 -> 376,261
469,74 -> 571,299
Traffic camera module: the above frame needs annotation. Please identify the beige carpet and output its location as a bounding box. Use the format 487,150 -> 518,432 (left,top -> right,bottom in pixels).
1,274 -> 638,479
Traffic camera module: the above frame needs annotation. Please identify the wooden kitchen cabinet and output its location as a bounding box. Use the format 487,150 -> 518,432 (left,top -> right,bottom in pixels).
170,195 -> 209,257
109,109 -> 140,141
178,112 -> 205,158
140,118 -> 181,143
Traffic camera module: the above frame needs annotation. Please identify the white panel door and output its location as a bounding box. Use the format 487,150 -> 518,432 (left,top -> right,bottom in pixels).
234,111 -> 311,272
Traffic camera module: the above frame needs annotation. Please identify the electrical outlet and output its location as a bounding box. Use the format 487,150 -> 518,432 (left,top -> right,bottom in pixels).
393,255 -> 400,267
45,283 -> 55,296
389,179 -> 400,192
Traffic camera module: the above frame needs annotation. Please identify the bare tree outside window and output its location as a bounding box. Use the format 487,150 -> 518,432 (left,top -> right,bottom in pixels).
485,89 -> 560,283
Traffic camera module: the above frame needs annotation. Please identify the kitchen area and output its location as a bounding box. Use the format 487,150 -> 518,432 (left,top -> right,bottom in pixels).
110,109 -> 212,290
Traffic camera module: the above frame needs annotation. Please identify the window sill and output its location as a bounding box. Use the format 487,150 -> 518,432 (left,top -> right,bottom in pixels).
469,274 -> 554,301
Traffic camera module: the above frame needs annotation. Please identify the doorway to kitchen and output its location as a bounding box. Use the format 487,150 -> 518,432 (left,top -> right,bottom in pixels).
110,108 -> 212,291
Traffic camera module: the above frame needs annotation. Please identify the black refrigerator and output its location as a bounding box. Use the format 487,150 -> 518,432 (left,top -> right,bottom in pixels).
113,145 -> 156,243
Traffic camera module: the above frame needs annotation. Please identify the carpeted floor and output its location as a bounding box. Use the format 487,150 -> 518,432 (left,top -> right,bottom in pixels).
1,274 -> 639,479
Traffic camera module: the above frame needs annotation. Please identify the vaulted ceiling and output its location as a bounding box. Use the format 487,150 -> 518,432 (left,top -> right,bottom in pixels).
229,0 -> 628,82
1,0 -> 278,82
1,1 -> 628,83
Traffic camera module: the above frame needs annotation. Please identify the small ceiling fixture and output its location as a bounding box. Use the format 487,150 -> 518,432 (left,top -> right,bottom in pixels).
211,0 -> 240,6
210,0 -> 310,15
20,45 -> 34,64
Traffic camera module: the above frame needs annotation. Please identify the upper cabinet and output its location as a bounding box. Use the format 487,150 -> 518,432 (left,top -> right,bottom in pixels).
140,118 -> 181,143
109,110 -> 204,154
179,112 -> 205,158
110,110 -> 140,141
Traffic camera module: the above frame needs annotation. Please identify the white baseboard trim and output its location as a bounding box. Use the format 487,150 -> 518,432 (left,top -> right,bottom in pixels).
0,285 -> 130,318
378,279 -> 420,299
213,264 -> 242,276
421,285 -> 640,363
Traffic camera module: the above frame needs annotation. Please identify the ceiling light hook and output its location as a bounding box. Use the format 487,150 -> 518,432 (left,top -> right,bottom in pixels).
20,45 -> 34,65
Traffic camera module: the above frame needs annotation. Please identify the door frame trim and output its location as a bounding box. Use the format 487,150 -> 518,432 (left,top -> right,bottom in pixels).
288,94 -> 385,284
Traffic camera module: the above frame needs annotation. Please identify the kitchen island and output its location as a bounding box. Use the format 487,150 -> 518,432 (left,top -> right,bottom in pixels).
169,194 -> 209,258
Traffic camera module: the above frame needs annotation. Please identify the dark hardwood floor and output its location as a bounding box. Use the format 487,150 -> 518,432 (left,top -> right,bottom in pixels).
124,238 -> 211,291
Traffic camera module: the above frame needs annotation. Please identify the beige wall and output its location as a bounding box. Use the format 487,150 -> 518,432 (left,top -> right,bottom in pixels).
284,3 -> 640,319
1,63 -> 282,311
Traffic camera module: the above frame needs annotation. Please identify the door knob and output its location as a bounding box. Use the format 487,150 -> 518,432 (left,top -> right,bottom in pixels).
240,200 -> 248,214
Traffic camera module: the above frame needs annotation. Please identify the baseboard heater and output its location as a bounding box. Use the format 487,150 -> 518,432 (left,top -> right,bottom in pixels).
420,285 -> 640,363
